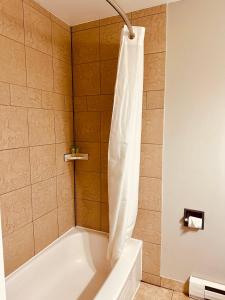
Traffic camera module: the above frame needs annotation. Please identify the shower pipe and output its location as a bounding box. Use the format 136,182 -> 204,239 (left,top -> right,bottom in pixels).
106,0 -> 135,39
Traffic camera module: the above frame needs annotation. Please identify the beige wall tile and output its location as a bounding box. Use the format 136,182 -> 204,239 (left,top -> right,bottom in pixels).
143,92 -> 147,110
74,62 -> 100,96
23,0 -> 51,18
24,3 -> 52,55
140,144 -> 162,178
101,173 -> 108,203
134,282 -> 172,300
74,96 -> 87,112
52,22 -> 71,62
30,144 -> 56,183
139,177 -> 161,211
42,91 -> 65,110
55,111 -> 73,143
34,209 -> 58,253
26,47 -> 53,91
76,198 -> 100,230
87,95 -> 113,111
133,209 -> 161,244
143,242 -> 161,275
0,0 -> 24,43
75,142 -> 101,172
73,27 -> 99,64
100,14 -> 131,26
75,112 -> 100,142
56,143 -> 73,175
101,111 -> 112,143
0,106 -> 29,150
72,20 -> 99,32
172,292 -> 190,300
133,13 -> 166,54
147,91 -> 164,109
142,273 -> 161,286
0,35 -> 26,85
101,202 -> 109,232
144,52 -> 165,91
28,108 -> 55,146
100,59 -> 117,94
0,82 -> 10,105
51,14 -> 70,32
57,171 -> 74,207
53,58 -> 72,95
32,177 -> 57,220
101,143 -> 108,173
76,171 -> 100,202
100,22 -> 122,60
132,5 -> 166,19
0,186 -> 32,236
11,85 -> 42,108
58,199 -> 75,236
142,109 -> 164,144
64,95 -> 73,111
3,223 -> 34,275
0,148 -> 30,195
161,278 -> 188,294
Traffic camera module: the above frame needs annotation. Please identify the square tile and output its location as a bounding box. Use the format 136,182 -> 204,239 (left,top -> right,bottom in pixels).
75,112 -> 101,142
28,108 -> 55,146
134,283 -> 172,300
76,171 -> 100,202
10,85 -> 42,108
101,111 -> 112,143
74,96 -> 87,112
75,142 -> 101,173
74,62 -> 100,96
34,209 -> 58,253
56,143 -> 73,175
55,111 -> 74,143
141,109 -> 164,144
57,171 -> 74,207
144,53 -> 165,91
58,199 -> 75,236
87,95 -> 113,112
100,59 -> 117,94
24,3 -> 52,55
32,177 -> 57,220
0,148 -> 30,195
30,144 -> 56,184
139,177 -> 161,211
0,186 -> 32,236
0,35 -> 26,85
0,0 -> 24,43
53,58 -> 72,95
73,27 -> 99,64
26,47 -> 53,91
143,242 -> 161,275
147,91 -> 164,109
133,209 -> 161,244
76,198 -> 100,230
3,223 -> 34,275
52,22 -> 71,62
0,82 -> 10,105
140,144 -> 162,178
0,106 -> 29,150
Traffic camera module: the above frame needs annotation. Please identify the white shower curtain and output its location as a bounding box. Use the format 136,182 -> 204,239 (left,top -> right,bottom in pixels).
107,25 -> 145,264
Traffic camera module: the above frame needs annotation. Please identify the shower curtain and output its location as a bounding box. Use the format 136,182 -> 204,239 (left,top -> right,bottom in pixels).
107,25 -> 145,264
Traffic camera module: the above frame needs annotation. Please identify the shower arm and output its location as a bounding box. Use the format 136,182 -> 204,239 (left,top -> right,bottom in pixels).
106,0 -> 135,39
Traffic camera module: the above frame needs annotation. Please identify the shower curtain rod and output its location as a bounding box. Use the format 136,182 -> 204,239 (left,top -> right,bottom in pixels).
106,0 -> 135,39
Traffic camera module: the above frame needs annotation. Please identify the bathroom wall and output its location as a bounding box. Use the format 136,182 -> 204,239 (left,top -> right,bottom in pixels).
0,0 -> 74,275
72,5 -> 166,284
162,0 -> 225,284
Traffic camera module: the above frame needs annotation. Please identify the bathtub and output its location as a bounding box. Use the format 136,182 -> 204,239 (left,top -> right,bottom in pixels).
6,227 -> 142,300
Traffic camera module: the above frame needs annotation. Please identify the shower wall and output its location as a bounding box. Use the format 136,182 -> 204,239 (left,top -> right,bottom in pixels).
72,5 -> 166,285
0,0 -> 74,275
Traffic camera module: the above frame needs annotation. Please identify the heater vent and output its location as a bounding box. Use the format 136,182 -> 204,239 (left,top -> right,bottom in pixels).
189,276 -> 225,300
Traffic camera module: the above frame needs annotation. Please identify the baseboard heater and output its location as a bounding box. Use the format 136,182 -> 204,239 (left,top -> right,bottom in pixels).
190,276 -> 225,300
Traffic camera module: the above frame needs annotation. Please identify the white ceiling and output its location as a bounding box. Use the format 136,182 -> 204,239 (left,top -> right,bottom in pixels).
35,0 -> 179,26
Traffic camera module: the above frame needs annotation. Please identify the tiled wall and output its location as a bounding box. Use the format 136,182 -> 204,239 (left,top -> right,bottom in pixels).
0,0 -> 74,275
72,5 -> 166,285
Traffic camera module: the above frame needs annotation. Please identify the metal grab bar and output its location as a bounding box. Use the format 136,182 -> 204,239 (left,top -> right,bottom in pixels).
106,0 -> 135,39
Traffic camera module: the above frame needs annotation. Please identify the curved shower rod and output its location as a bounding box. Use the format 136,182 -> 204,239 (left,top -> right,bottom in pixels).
106,0 -> 135,39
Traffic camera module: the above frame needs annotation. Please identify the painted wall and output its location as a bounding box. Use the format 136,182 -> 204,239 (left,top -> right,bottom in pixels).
161,0 -> 225,284
72,5 -> 166,285
0,0 -> 74,275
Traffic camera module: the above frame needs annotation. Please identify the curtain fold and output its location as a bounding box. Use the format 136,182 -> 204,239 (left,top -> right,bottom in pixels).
107,25 -> 145,264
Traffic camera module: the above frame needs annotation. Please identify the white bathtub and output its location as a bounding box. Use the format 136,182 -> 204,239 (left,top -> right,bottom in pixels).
6,227 -> 142,300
